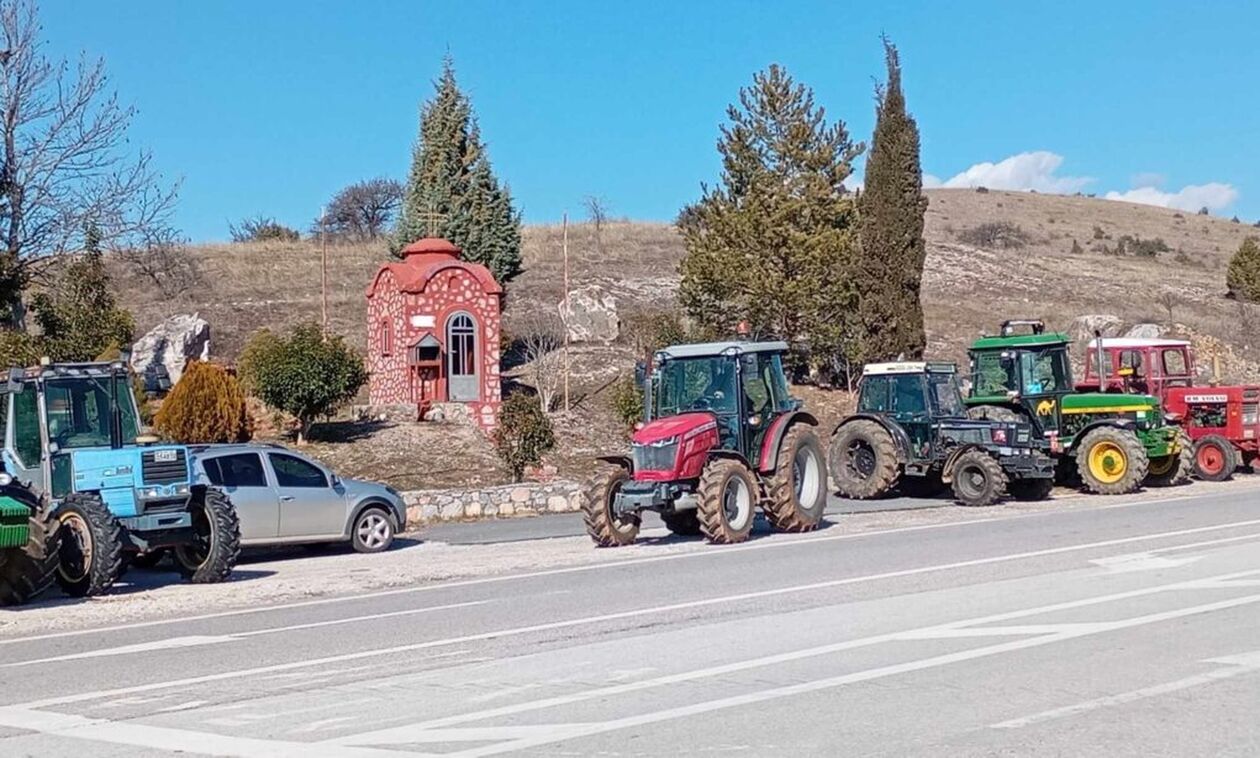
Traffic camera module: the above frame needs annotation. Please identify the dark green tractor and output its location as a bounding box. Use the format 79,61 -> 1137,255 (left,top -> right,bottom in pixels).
0,475 -> 59,606
964,319 -> 1188,494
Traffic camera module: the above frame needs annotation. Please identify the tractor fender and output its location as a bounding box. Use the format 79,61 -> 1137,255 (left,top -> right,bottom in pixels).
706,449 -> 755,473
1064,419 -> 1138,454
940,444 -> 991,483
595,455 -> 634,472
831,414 -> 912,464
758,411 -> 819,473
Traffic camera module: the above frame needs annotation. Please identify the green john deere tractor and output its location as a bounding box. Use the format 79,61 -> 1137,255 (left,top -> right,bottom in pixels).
964,320 -> 1188,495
0,475 -> 59,606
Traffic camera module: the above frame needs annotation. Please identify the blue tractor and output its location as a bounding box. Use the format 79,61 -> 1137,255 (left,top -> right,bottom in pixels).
1,359 -> 241,597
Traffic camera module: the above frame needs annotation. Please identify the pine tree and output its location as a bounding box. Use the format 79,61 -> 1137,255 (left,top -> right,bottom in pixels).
394,58 -> 522,282
854,38 -> 928,364
678,64 -> 863,372
1227,237 -> 1260,303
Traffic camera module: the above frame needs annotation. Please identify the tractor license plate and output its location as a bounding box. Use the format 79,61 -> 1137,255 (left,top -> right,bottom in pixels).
154,450 -> 178,463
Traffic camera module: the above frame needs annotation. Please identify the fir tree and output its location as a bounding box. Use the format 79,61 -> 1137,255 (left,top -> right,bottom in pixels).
1227,237 -> 1260,303
854,38 -> 928,363
677,64 -> 863,372
394,58 -> 522,282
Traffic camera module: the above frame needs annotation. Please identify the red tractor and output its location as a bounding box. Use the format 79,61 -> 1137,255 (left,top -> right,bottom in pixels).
1078,336 -> 1259,480
582,339 -> 827,546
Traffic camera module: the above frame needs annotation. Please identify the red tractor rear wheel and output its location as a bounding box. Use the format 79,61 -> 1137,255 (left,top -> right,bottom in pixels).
762,425 -> 827,532
1193,435 -> 1238,482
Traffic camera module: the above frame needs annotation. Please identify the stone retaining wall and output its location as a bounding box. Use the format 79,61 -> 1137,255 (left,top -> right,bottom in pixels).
403,480 -> 582,526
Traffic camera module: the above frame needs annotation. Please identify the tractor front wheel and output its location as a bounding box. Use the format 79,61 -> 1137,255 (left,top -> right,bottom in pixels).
1076,427 -> 1148,495
54,493 -> 123,598
950,451 -> 1008,506
696,459 -> 757,544
763,425 -> 827,532
661,510 -> 702,537
0,488 -> 60,606
173,488 -> 241,583
829,420 -> 899,499
1146,430 -> 1193,487
1008,477 -> 1054,502
1193,434 -> 1237,482
581,466 -> 640,547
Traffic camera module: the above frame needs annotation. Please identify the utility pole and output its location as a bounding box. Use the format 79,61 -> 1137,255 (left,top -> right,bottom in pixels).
320,205 -> 329,340
562,212 -> 571,413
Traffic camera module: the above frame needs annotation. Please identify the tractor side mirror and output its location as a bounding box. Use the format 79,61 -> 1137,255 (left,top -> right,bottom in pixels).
5,367 -> 23,394
747,414 -> 763,428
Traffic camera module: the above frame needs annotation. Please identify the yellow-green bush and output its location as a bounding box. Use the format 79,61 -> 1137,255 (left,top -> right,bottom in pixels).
154,361 -> 251,443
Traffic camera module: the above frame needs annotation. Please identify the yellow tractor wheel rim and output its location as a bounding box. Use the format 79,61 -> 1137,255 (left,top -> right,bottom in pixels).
1088,442 -> 1128,484
1148,455 -> 1174,476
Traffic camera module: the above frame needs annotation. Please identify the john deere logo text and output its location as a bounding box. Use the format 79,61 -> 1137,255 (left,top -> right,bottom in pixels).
1036,399 -> 1056,416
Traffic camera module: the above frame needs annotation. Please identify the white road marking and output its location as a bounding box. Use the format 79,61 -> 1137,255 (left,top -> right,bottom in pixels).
154,700 -> 208,714
15,521 -> 1260,710
328,569 -> 1260,746
2,600 -> 488,668
335,584 -> 1260,756
990,651 -> 1260,729
1090,552 -> 1202,573
2,484 -> 1248,647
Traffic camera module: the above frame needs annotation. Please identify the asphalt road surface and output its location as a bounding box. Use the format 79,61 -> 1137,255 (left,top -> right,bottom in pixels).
3,485 -> 1260,756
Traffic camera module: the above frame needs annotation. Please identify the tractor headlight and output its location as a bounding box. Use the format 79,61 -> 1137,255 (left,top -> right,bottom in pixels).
138,486 -> 160,499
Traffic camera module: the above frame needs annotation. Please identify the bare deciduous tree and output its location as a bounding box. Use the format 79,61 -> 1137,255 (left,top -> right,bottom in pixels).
114,227 -> 201,300
583,195 -> 609,256
323,178 -> 403,241
0,0 -> 179,325
518,311 -> 565,413
1155,291 -> 1179,325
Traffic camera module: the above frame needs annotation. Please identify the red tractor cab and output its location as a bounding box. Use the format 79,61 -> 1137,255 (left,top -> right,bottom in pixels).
582,340 -> 827,546
1080,336 -> 1259,479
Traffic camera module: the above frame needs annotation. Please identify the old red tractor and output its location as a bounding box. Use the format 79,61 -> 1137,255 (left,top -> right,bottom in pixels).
582,339 -> 827,546
1078,337 -> 1259,480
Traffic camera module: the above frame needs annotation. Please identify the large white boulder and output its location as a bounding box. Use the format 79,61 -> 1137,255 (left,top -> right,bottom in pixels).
558,285 -> 619,344
130,313 -> 210,387
1124,323 -> 1167,339
1068,314 -> 1123,344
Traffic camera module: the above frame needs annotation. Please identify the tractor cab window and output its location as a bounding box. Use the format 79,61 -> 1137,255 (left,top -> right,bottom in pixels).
891,374 -> 928,417
1117,350 -> 1145,378
13,389 -> 41,466
971,351 -> 1015,396
654,357 -> 738,417
928,373 -> 966,417
1019,349 -> 1071,395
739,351 -> 791,416
44,378 -> 140,450
858,376 -> 890,412
1162,349 -> 1188,378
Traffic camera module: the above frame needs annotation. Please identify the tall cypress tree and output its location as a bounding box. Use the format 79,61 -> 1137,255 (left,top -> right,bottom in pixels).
678,64 -> 863,373
855,38 -> 928,362
394,58 -> 522,282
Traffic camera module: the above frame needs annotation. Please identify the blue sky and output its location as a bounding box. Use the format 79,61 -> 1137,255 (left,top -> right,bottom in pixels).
40,0 -> 1260,242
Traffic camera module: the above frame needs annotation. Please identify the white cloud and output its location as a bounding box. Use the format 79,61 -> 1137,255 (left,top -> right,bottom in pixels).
922,173 -> 943,189
937,151 -> 1093,194
1104,183 -> 1238,213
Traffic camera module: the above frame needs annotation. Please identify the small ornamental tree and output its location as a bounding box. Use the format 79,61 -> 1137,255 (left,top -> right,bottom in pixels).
492,392 -> 556,481
154,361 -> 251,443
238,323 -> 367,444
1226,237 -> 1260,303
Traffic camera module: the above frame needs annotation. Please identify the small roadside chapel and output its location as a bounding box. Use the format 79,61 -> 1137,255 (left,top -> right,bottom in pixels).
364,238 -> 503,432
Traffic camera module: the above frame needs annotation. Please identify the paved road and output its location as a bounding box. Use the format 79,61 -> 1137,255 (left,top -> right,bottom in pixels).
3,486 -> 1260,756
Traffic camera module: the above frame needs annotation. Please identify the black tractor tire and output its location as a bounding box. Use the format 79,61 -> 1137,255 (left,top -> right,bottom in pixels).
1008,477 -> 1054,502
762,425 -> 828,533
173,488 -> 241,583
950,450 -> 1008,506
899,473 -> 947,499
696,458 -> 758,545
967,404 -> 1025,423
128,549 -> 169,570
1146,430 -> 1194,487
1193,434 -> 1238,482
581,466 -> 640,547
0,488 -> 60,606
829,420 -> 900,499
54,493 -> 124,598
661,510 -> 702,537
1075,427 -> 1149,495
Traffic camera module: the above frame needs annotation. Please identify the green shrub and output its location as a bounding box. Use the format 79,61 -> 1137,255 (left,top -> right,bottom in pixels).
1226,237 -> 1260,303
238,323 -> 367,443
624,310 -> 687,360
609,374 -> 644,430
154,361 -> 251,443
229,216 -> 301,243
493,392 -> 556,481
958,221 -> 1030,250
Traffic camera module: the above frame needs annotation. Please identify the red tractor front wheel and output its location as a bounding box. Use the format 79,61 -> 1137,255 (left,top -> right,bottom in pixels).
581,466 -> 641,547
1193,435 -> 1238,482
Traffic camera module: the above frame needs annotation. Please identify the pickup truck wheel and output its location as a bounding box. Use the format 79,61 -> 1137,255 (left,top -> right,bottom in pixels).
352,507 -> 396,553
950,450 -> 1007,506
174,488 -> 241,583
54,493 -> 123,598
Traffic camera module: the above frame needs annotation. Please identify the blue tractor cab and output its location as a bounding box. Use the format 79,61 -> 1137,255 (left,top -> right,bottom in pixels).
1,359 -> 240,597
